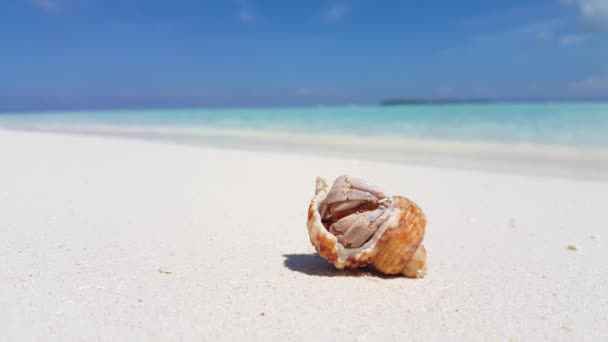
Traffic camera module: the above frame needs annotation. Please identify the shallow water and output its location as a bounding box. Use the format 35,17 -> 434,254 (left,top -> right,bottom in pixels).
2,103 -> 608,180
1,102 -> 608,147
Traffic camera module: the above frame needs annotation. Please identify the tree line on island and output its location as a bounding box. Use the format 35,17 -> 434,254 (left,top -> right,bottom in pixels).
381,98 -> 496,106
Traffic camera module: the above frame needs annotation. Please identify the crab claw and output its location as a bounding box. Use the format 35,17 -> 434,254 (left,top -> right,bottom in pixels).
332,175 -> 386,198
324,175 -> 389,220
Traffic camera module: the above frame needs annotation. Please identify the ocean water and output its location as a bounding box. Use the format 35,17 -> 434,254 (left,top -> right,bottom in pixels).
1,102 -> 608,148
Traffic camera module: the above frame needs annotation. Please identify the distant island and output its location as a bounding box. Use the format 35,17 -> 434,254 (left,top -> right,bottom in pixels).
381,99 -> 496,106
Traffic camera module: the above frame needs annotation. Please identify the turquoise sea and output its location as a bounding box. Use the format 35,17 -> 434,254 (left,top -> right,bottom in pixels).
3,102 -> 608,179
1,103 -> 607,148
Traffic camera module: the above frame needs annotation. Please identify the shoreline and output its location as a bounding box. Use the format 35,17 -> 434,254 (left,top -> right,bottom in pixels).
2,123 -> 608,181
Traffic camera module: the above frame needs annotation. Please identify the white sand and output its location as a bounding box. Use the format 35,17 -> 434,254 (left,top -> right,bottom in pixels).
1,128 -> 607,341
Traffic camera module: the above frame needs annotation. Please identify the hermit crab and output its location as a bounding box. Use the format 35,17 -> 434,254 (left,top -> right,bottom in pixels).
306,175 -> 427,278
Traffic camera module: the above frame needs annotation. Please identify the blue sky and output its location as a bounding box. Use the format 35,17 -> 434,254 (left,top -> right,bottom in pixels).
1,0 -> 607,110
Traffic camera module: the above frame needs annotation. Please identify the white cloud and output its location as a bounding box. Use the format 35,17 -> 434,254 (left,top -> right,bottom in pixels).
324,3 -> 350,23
435,85 -> 455,96
537,31 -> 555,41
474,19 -> 564,44
558,33 -> 588,44
234,0 -> 258,24
568,75 -> 608,96
238,10 -> 257,23
294,87 -> 346,97
35,0 -> 60,12
536,30 -> 588,45
562,0 -> 608,30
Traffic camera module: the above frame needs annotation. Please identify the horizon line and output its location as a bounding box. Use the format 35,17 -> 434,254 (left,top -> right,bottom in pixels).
1,98 -> 608,115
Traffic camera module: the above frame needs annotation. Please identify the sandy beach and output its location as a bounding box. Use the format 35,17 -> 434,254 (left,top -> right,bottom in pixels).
1,128 -> 607,341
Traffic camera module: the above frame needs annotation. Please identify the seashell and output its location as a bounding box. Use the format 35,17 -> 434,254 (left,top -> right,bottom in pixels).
307,175 -> 427,278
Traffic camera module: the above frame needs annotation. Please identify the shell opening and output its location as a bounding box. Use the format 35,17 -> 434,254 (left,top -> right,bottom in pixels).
321,175 -> 393,248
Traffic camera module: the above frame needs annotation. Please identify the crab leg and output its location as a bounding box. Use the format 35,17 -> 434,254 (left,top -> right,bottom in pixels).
328,200 -> 366,213
329,212 -> 360,234
330,208 -> 388,248
325,188 -> 379,206
325,176 -> 386,205
326,202 -> 374,221
346,210 -> 390,247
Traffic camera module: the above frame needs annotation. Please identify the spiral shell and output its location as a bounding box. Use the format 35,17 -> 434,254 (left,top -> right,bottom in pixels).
307,176 -> 427,278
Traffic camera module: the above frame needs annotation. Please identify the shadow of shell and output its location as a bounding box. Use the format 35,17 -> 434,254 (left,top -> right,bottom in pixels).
282,253 -> 398,279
